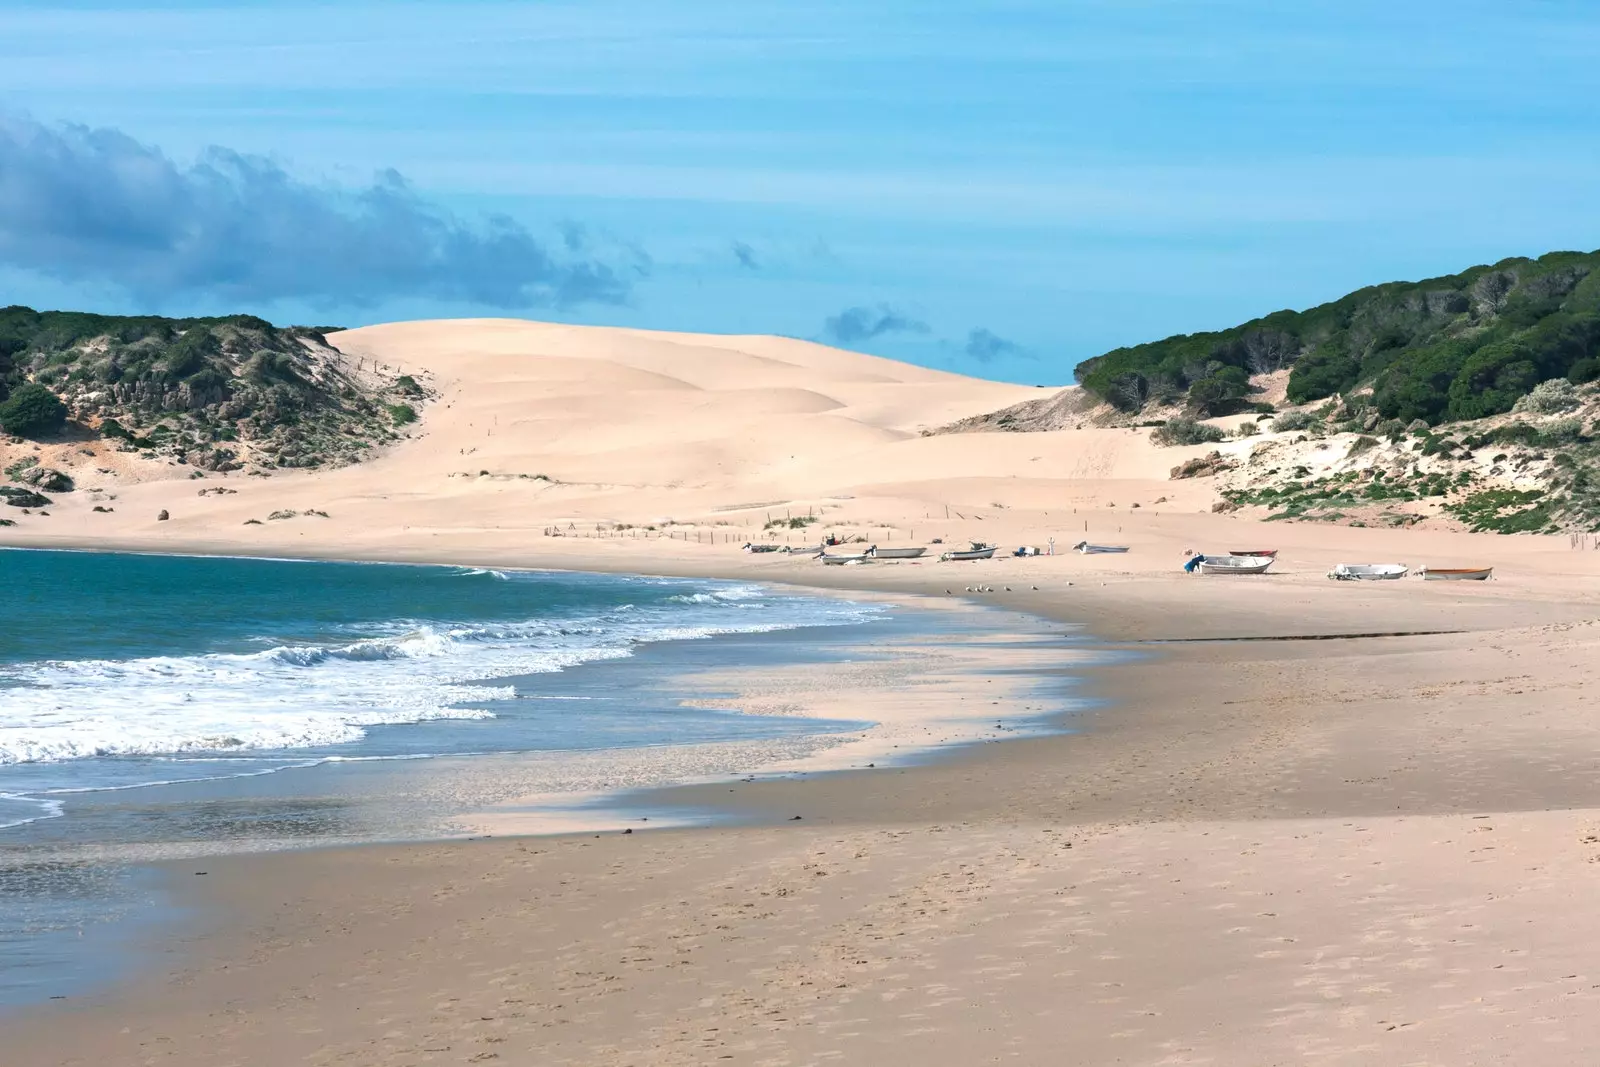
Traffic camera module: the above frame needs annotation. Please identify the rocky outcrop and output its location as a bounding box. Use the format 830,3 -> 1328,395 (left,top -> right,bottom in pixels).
17,466 -> 73,492
0,486 -> 51,508
1170,451 -> 1237,480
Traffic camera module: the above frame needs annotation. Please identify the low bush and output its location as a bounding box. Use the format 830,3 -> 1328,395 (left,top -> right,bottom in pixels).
1151,417 -> 1225,446
1271,410 -> 1317,432
1513,378 -> 1580,415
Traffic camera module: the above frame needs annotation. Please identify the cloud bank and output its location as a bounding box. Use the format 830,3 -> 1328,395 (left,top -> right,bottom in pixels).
964,327 -> 1025,362
821,303 -> 929,346
0,115 -> 633,309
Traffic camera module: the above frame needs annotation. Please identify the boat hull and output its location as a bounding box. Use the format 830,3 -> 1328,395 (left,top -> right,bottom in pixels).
1329,563 -> 1408,581
1229,549 -> 1278,558
941,548 -> 997,561
1196,554 -> 1274,575
870,547 -> 927,559
1421,567 -> 1492,581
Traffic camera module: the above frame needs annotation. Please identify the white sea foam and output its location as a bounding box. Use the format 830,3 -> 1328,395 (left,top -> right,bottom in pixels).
0,793 -> 63,829
0,584 -> 881,766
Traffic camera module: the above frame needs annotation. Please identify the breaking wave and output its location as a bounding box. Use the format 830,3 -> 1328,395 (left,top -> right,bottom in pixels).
0,580 -> 879,766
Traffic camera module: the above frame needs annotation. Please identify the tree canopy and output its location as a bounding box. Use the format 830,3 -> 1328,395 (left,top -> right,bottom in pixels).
1074,250 -> 1600,425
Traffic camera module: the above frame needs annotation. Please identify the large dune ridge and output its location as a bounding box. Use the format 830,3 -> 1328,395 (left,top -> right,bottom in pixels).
0,317 -> 1243,560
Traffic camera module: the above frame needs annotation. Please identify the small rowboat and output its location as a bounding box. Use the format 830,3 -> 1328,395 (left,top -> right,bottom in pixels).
1328,563 -> 1408,581
1420,566 -> 1493,581
1192,554 -> 1274,575
820,547 -> 874,564
1229,549 -> 1278,558
1072,541 -> 1129,554
868,546 -> 927,560
941,543 -> 997,562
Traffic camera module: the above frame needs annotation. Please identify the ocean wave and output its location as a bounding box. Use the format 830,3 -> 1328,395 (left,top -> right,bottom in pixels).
0,582 -> 882,766
0,793 -> 63,830
665,585 -> 766,606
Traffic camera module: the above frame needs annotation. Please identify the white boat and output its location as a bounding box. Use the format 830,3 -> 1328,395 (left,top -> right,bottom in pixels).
1328,563 -> 1408,581
1420,566 -> 1493,581
1072,541 -> 1129,554
868,546 -> 927,560
820,548 -> 873,565
1194,554 -> 1274,575
940,543 -> 997,561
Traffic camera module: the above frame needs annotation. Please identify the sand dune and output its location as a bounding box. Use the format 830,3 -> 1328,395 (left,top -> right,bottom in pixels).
0,318 -> 1242,551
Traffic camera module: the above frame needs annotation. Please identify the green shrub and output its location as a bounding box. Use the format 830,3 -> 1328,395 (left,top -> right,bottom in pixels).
1348,435 -> 1380,456
1272,410 -> 1317,432
1151,417 -> 1226,446
1512,377 -> 1580,415
1540,417 -> 1583,445
386,403 -> 417,426
1236,420 -> 1259,437
0,383 -> 67,437
1493,422 -> 1540,446
1286,344 -> 1361,404
1570,358 -> 1600,384
1445,488 -> 1552,533
1377,418 -> 1407,441
1187,364 -> 1251,416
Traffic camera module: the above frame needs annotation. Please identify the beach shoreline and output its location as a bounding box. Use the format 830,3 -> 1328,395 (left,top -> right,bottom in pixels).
8,533 -> 1600,1063
6,317 -> 1600,1063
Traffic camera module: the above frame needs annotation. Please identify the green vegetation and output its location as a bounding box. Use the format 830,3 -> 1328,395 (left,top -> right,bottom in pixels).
1271,409 -> 1319,432
0,382 -> 68,437
1222,467 -> 1468,522
1074,250 -> 1600,424
764,515 -> 817,530
1150,417 -> 1225,446
1444,488 -> 1553,533
387,403 -> 417,426
0,305 -> 423,469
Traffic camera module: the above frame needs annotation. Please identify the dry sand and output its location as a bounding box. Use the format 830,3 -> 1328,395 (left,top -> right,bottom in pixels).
6,319 -> 1600,1065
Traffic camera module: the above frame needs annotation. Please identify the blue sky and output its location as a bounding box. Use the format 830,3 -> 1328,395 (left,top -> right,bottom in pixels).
2,1 -> 1600,383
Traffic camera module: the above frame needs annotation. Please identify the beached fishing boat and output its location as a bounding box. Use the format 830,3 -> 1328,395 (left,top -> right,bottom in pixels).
940,543 -> 997,561
1228,549 -> 1278,558
868,546 -> 927,560
1072,541 -> 1129,554
1328,563 -> 1408,581
1420,566 -> 1493,581
819,548 -> 873,564
1190,554 -> 1274,575
741,542 -> 783,553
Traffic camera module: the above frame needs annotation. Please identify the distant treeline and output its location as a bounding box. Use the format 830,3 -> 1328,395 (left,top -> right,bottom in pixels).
1074,250 -> 1600,424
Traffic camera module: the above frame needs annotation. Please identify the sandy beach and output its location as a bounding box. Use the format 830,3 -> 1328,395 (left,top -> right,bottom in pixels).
6,320 -> 1600,1064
